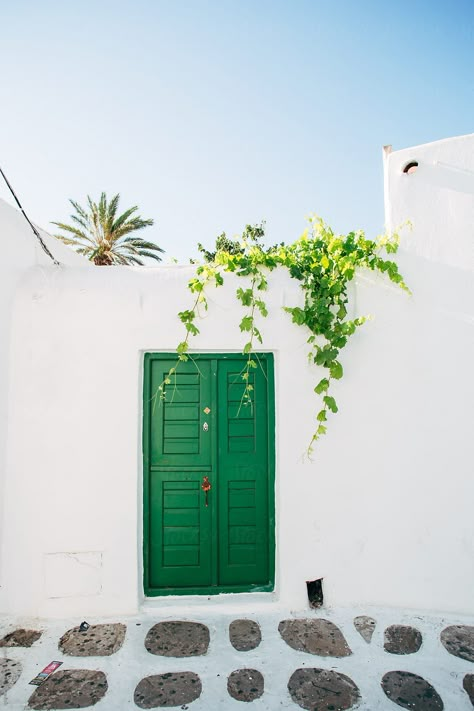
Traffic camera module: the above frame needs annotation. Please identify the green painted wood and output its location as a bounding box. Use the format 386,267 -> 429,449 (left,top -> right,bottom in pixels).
144,353 -> 275,595
149,469 -> 213,587
150,360 -> 212,467
217,358 -> 270,586
147,358 -> 213,588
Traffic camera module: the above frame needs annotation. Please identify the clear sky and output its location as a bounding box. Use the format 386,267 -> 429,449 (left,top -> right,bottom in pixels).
1,0 -> 473,262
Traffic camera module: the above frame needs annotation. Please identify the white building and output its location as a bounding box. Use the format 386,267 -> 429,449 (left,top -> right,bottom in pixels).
0,134 -> 473,619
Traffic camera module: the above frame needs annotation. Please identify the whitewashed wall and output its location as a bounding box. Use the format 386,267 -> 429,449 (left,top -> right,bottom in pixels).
383,132 -> 474,272
0,198 -> 87,598
0,135 -> 473,618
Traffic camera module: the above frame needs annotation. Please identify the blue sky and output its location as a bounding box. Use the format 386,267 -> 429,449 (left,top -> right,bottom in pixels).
1,0 -> 473,262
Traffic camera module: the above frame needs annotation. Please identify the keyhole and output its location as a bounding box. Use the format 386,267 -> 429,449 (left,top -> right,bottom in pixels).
203,422 -> 209,432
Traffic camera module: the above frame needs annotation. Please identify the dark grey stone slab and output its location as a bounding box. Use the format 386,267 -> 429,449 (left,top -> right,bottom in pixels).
227,669 -> 264,702
0,628 -> 42,647
353,615 -> 376,643
59,623 -> 126,656
0,658 -> 22,697
28,669 -> 108,709
384,625 -> 422,655
278,618 -> 352,657
381,671 -> 443,710
440,625 -> 474,662
229,620 -> 262,652
288,668 -> 360,710
134,672 -> 201,708
463,674 -> 474,706
145,621 -> 209,657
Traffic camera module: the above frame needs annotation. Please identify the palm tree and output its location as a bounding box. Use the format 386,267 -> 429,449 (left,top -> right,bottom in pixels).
52,193 -> 164,265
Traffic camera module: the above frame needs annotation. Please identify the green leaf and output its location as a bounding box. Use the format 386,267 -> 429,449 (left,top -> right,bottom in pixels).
329,361 -> 343,379
243,341 -> 252,354
315,347 -> 338,366
321,254 -> 329,269
177,341 -> 188,355
316,409 -> 327,422
332,335 -> 347,348
337,304 -> 347,319
314,378 -> 329,394
284,307 -> 306,325
185,322 -> 199,336
252,326 -> 263,343
255,299 -> 268,317
236,287 -> 253,306
188,278 -> 203,293
178,309 -> 195,323
323,395 -> 338,413
239,315 -> 253,332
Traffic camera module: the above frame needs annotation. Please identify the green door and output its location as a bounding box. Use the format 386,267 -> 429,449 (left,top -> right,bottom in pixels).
143,353 -> 275,595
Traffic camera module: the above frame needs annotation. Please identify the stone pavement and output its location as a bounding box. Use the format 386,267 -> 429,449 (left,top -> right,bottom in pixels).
0,605 -> 473,710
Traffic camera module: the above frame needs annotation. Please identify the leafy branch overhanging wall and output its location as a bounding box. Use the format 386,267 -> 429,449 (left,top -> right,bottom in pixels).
157,216 -> 410,456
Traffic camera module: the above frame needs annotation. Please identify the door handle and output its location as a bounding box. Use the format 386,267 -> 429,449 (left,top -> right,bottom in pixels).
201,476 -> 211,507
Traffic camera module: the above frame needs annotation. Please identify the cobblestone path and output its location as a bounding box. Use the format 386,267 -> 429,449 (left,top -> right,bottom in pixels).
0,609 -> 472,709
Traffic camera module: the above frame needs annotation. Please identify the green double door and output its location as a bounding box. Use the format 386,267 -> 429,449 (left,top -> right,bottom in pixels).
143,353 -> 275,595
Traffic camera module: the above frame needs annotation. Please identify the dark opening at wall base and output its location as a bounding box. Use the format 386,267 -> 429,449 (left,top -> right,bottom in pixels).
307,579 -> 324,608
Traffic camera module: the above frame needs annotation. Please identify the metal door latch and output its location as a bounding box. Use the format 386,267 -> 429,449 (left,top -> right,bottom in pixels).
201,476 -> 211,507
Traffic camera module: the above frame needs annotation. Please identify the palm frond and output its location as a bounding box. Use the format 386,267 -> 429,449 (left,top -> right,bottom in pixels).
69,200 -> 90,224
117,243 -> 142,256
122,255 -> 145,266
54,234 -> 79,246
76,246 -> 95,256
134,250 -> 163,262
120,237 -> 164,252
98,192 -> 107,227
86,195 -> 97,216
106,194 -> 120,233
70,214 -> 92,232
111,206 -> 139,233
113,219 -> 154,239
111,252 -> 131,265
51,222 -> 95,244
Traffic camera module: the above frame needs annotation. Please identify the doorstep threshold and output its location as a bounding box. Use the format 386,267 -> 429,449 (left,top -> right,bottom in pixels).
141,591 -> 282,617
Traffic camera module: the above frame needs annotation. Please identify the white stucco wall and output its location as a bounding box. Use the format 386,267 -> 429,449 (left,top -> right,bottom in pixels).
0,198 -> 87,594
383,133 -> 474,272
0,135 -> 473,618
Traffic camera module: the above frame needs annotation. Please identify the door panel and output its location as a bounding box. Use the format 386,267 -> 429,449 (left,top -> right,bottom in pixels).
217,359 -> 269,586
149,471 -> 212,588
150,360 -> 212,467
144,353 -> 274,595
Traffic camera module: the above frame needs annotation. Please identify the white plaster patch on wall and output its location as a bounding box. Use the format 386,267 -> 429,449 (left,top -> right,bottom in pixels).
43,552 -> 103,599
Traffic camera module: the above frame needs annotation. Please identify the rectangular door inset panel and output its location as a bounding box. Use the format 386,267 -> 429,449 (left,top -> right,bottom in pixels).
150,362 -> 211,467
149,473 -> 212,588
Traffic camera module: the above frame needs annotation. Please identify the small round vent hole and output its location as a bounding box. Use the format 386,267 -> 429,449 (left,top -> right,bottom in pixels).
403,161 -> 418,174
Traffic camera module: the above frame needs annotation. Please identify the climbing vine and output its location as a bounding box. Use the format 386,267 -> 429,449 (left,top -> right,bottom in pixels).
158,216 -> 409,455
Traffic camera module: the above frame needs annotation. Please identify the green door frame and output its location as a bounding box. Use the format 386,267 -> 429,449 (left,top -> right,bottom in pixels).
143,352 -> 276,597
